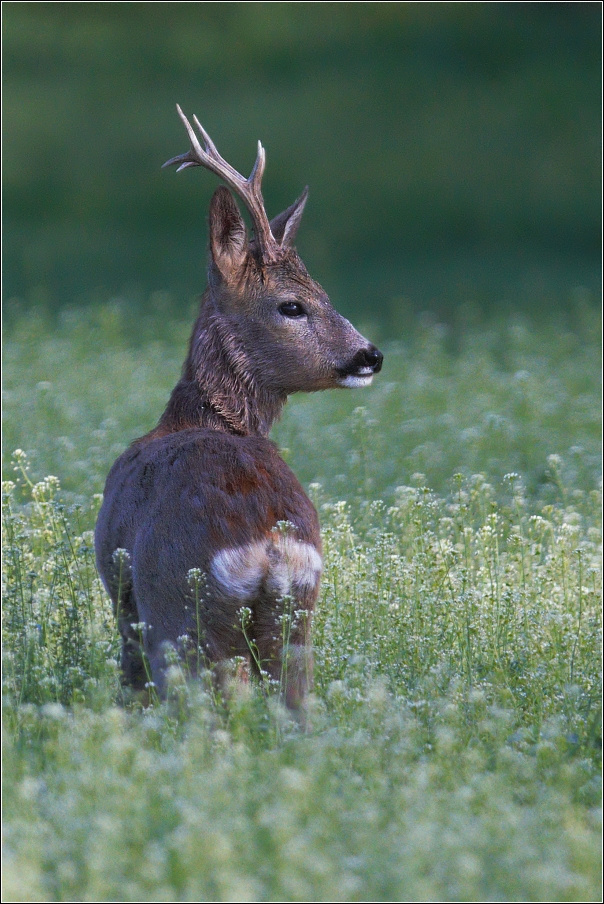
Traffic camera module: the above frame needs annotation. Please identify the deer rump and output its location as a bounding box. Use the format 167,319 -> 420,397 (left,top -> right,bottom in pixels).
95,428 -> 321,702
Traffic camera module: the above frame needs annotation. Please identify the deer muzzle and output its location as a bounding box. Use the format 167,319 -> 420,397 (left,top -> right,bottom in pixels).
337,344 -> 383,387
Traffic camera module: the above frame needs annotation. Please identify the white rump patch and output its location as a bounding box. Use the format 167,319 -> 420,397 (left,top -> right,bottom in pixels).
211,535 -> 322,601
211,543 -> 267,599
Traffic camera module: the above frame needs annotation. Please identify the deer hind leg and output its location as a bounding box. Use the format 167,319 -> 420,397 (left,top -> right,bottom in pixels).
252,586 -> 316,713
111,584 -> 148,691
109,559 -> 191,697
210,535 -> 322,711
98,551 -> 147,692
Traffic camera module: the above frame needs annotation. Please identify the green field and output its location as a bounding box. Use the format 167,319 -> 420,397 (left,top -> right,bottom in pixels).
2,303 -> 601,902
3,4 -> 601,899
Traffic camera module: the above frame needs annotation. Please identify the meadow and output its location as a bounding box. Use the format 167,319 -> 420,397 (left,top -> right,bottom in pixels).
2,300 -> 602,902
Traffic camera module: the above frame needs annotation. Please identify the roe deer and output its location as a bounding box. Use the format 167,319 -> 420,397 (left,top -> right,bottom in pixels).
95,105 -> 383,711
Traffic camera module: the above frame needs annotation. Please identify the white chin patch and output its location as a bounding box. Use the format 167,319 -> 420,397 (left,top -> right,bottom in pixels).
339,373 -> 374,388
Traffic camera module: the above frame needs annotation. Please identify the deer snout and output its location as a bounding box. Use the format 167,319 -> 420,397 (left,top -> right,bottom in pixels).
360,345 -> 383,373
337,344 -> 383,387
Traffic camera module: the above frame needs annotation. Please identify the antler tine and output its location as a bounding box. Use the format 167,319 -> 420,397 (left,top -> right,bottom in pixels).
163,105 -> 279,260
161,105 -> 208,172
249,140 -> 266,192
191,115 -> 221,162
176,104 -> 207,160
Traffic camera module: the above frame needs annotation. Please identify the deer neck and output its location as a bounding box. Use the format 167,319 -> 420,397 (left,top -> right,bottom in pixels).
154,302 -> 286,439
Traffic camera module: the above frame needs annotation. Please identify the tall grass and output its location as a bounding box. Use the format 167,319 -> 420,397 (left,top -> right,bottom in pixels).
2,306 -> 602,901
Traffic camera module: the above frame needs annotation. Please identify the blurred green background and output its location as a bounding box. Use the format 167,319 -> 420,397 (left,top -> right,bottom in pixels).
3,2 -> 601,331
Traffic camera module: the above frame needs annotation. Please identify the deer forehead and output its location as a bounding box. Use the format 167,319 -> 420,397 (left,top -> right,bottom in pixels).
211,536 -> 323,600
261,260 -> 324,296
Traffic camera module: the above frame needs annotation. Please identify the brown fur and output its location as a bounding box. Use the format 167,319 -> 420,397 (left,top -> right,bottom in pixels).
95,116 -> 382,710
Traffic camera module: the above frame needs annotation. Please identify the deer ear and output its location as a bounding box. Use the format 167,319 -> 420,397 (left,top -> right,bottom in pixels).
269,186 -> 308,248
209,186 -> 248,279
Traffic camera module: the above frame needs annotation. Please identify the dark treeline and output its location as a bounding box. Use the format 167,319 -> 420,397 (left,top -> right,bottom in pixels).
3,2 -> 601,331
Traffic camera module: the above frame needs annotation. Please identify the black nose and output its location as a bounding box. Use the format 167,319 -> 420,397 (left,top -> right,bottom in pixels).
361,345 -> 383,373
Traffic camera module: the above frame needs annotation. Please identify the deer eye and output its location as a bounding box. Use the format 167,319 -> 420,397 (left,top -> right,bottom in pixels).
278,301 -> 305,318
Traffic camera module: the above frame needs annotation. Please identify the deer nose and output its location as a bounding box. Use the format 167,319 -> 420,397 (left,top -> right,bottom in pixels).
336,344 -> 384,382
361,345 -> 383,373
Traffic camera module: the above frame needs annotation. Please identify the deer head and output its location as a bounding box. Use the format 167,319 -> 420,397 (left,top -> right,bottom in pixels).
161,106 -> 383,433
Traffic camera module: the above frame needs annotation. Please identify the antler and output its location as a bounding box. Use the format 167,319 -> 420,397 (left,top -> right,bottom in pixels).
163,104 -> 280,262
